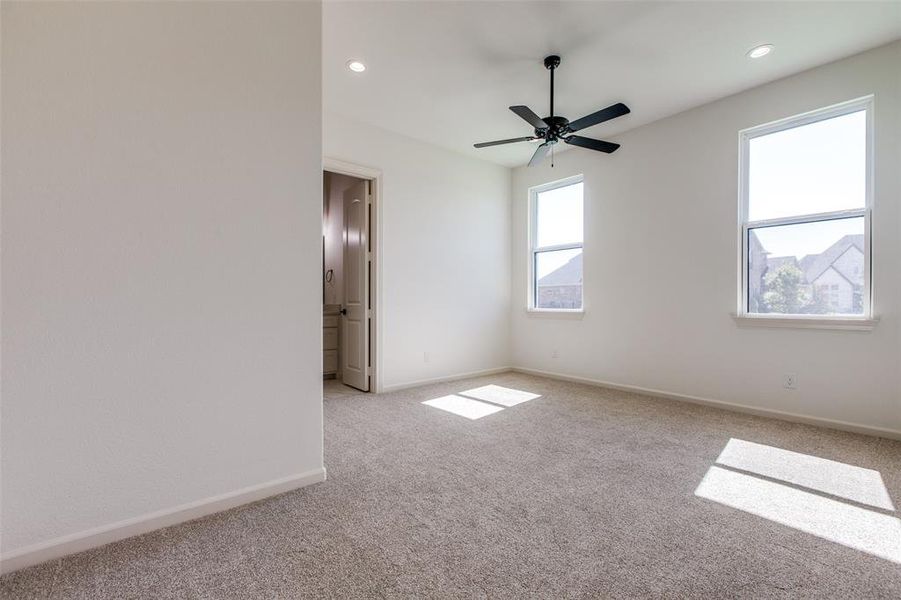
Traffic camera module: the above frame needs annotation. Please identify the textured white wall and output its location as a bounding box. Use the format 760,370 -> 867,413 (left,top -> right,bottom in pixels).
511,42 -> 901,434
324,114 -> 512,389
1,1 -> 324,555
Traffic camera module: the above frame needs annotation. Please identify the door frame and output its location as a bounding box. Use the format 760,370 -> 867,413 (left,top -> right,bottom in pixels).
323,157 -> 383,393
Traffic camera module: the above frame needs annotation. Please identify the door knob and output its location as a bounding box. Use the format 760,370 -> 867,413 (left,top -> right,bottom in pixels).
339,308 -> 347,315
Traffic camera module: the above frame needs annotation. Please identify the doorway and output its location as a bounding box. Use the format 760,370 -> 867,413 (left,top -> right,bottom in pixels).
322,161 -> 380,395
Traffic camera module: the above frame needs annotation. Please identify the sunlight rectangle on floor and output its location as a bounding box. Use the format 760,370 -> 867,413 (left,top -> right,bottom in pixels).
458,384 -> 541,407
695,465 -> 901,564
715,438 -> 894,510
422,395 -> 505,420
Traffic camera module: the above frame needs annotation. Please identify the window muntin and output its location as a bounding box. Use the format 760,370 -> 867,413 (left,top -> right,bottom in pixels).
530,178 -> 583,310
740,98 -> 871,318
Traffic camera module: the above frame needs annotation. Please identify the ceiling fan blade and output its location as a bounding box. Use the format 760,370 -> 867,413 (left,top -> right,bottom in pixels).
474,136 -> 538,148
567,102 -> 630,133
509,105 -> 548,130
564,135 -> 620,153
528,142 -> 551,167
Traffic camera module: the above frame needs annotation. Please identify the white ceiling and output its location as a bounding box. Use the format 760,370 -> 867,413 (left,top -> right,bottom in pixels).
323,1 -> 901,168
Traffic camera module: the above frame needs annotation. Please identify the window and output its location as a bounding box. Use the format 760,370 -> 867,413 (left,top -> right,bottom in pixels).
740,97 -> 872,320
529,176 -> 583,310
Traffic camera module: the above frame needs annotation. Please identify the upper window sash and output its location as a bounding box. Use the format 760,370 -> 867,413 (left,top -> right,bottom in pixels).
738,98 -> 874,212
531,176 -> 584,250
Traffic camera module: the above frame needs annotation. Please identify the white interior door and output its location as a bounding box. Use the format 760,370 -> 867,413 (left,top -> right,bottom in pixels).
342,179 -> 370,391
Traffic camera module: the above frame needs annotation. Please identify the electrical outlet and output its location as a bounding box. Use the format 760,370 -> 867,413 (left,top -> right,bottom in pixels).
783,374 -> 797,390
423,352 -> 430,363
551,349 -> 559,359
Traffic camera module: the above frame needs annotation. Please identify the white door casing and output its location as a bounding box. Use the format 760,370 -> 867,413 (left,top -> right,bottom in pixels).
342,179 -> 370,391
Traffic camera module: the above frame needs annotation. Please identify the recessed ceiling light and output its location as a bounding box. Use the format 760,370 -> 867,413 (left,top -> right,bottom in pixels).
346,60 -> 366,73
747,44 -> 773,59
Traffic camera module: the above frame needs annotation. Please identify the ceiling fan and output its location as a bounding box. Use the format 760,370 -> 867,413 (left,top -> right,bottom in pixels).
474,55 -> 630,166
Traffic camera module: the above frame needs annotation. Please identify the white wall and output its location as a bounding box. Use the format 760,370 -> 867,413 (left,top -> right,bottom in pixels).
1,0 -> 324,566
511,42 -> 901,435
324,114 -> 512,390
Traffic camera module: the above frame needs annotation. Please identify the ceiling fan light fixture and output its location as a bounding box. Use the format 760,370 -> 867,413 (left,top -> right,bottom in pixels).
747,44 -> 773,59
346,59 -> 366,73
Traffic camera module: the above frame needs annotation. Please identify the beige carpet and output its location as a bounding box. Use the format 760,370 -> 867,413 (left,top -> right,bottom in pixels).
3,372 -> 900,598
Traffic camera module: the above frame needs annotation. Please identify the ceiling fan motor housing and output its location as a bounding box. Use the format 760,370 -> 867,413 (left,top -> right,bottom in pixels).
540,115 -> 569,142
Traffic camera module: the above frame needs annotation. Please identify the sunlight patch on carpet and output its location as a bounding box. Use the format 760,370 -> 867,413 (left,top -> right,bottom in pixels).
422,395 -> 504,420
458,384 -> 541,407
715,438 -> 894,510
696,439 -> 899,564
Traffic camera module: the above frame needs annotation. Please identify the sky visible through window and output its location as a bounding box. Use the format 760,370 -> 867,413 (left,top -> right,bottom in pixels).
749,110 -> 865,258
536,181 -> 583,279
750,110 -> 865,220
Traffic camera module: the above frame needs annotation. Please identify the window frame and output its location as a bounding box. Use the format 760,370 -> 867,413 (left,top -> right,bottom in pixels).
528,174 -> 585,314
737,96 -> 875,326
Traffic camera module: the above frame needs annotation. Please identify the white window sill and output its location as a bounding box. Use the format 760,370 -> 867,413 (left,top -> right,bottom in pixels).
526,308 -> 585,319
732,314 -> 878,331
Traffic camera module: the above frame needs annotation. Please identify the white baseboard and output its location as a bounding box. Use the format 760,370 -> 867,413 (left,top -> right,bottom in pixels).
380,366 -> 513,393
512,367 -> 901,441
0,467 -> 327,575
